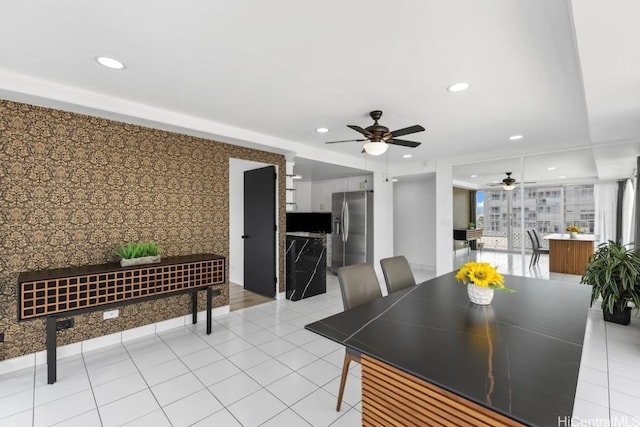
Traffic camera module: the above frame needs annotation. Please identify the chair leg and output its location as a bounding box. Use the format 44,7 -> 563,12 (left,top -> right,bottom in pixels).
337,351 -> 359,411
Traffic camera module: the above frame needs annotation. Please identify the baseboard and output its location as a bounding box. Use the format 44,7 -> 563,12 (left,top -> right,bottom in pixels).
0,305 -> 231,376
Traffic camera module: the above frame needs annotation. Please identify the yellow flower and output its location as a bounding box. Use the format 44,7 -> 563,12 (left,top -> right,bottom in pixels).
566,226 -> 581,233
455,262 -> 509,291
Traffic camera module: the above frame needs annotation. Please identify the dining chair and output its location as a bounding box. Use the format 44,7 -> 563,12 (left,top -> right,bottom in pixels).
527,229 -> 549,267
380,255 -> 416,294
335,263 -> 382,411
532,229 -> 546,249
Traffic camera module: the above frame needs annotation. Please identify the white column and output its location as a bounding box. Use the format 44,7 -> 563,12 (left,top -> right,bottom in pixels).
373,171 -> 394,290
435,158 -> 454,275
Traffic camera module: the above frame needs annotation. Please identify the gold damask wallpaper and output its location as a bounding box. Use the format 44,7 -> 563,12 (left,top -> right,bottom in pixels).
0,99 -> 286,360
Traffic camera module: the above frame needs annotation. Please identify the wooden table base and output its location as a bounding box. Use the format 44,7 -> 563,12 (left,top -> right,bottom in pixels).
361,355 -> 523,427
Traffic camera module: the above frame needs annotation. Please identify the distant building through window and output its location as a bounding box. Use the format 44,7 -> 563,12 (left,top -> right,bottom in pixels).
476,184 -> 594,251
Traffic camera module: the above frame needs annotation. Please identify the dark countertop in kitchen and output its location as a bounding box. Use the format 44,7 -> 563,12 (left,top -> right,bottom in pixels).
305,272 -> 591,426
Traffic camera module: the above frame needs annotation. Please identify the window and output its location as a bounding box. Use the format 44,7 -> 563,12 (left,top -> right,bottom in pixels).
477,184 -> 595,251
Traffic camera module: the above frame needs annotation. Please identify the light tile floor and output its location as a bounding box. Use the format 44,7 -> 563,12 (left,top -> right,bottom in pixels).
0,251 -> 638,426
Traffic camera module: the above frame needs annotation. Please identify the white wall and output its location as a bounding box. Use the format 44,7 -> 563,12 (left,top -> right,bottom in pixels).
393,173 -> 437,272
229,158 -> 271,286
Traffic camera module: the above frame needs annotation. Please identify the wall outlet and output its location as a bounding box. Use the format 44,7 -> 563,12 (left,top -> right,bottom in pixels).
56,318 -> 74,331
103,309 -> 119,320
320,203 -> 324,210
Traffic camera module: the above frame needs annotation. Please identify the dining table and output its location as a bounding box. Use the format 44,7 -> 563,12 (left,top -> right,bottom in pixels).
305,272 -> 591,426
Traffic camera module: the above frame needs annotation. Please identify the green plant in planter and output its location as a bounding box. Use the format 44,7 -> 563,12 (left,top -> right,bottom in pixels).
580,240 -> 640,324
116,241 -> 160,259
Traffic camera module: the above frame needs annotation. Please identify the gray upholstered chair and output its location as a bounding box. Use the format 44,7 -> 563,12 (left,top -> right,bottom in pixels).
335,263 -> 382,411
380,255 -> 416,294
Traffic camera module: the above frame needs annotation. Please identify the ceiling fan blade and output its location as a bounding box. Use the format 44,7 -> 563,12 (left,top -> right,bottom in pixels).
390,125 -> 425,138
387,138 -> 421,148
325,138 -> 367,144
347,125 -> 373,138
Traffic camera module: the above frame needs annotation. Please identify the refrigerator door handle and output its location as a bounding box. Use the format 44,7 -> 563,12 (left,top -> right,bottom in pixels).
340,201 -> 345,243
344,201 -> 349,243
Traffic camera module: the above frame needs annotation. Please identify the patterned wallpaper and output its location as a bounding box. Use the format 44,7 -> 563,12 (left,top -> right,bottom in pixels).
0,99 -> 286,359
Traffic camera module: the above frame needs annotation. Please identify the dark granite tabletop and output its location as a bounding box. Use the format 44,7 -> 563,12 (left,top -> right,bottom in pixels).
305,272 -> 591,426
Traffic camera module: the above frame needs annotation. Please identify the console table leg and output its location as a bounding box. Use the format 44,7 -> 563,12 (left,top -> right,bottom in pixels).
191,292 -> 198,325
206,287 -> 212,335
46,317 -> 57,384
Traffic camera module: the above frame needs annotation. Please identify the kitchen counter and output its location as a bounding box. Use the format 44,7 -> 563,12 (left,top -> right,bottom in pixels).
306,272 -> 591,426
544,234 -> 596,274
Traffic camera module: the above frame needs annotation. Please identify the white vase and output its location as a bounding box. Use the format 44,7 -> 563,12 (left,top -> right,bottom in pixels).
467,283 -> 494,305
569,232 -> 577,239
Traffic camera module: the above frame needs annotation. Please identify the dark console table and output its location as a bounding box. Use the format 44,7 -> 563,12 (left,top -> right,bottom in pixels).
306,273 -> 591,426
17,254 -> 226,384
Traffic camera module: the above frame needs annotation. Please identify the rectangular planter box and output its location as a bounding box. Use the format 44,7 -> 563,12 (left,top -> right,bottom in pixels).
603,307 -> 631,325
120,255 -> 161,267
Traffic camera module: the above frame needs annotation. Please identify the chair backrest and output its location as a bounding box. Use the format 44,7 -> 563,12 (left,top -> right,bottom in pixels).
531,229 -> 544,248
380,256 -> 416,294
527,229 -> 539,250
336,263 -> 383,310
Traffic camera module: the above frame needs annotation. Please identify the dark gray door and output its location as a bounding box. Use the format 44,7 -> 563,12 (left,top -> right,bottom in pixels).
243,166 -> 276,297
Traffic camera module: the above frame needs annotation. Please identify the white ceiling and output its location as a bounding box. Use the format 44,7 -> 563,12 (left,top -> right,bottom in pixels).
0,1 -> 638,184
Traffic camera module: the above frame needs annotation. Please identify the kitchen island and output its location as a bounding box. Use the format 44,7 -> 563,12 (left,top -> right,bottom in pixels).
306,272 -> 591,426
285,232 -> 326,300
544,233 -> 596,275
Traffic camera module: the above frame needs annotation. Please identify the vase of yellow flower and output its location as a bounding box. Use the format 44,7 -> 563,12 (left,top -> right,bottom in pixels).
566,226 -> 581,239
455,262 -> 513,305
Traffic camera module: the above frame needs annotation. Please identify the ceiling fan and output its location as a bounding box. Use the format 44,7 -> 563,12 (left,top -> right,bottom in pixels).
325,110 -> 425,155
488,172 -> 535,191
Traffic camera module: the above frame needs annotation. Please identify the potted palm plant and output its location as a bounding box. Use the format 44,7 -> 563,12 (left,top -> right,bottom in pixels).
580,241 -> 640,325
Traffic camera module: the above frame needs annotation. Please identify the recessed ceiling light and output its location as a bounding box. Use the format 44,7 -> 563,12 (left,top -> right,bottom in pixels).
402,154 -> 412,159
316,127 -> 329,133
447,82 -> 470,93
391,178 -> 399,182
509,135 -> 523,140
470,174 -> 478,178
292,175 -> 302,180
558,175 -> 567,179
96,56 -> 125,70
547,166 -> 557,170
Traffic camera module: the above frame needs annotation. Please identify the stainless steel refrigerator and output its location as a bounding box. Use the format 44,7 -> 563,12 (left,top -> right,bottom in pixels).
330,190 -> 374,273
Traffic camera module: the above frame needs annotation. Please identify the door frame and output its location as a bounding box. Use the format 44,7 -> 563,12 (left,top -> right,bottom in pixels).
229,158 -> 280,297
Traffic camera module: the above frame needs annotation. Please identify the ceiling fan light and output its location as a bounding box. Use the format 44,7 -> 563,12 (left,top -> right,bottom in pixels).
363,142 -> 389,156
502,184 -> 515,191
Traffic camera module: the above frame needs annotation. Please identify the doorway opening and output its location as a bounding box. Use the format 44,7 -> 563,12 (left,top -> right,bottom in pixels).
229,159 -> 279,311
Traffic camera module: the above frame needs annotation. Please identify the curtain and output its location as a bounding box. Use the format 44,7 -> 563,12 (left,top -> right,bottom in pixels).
594,183 -> 618,244
622,178 -> 636,245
